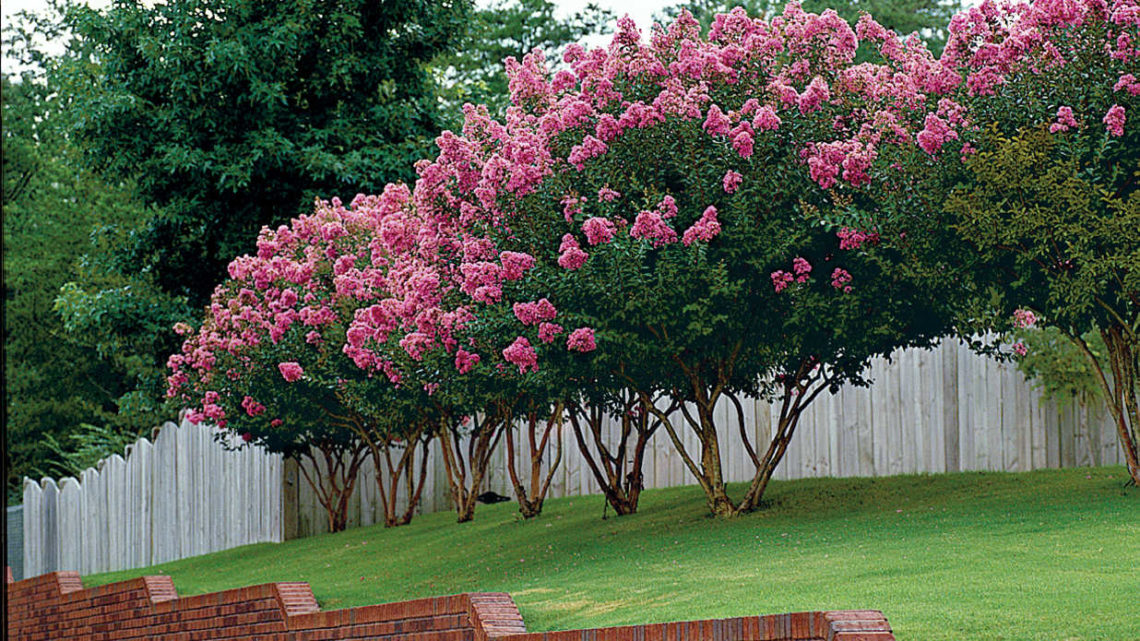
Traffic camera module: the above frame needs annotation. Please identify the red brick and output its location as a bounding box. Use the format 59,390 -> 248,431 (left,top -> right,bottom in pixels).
6,568 -> 892,641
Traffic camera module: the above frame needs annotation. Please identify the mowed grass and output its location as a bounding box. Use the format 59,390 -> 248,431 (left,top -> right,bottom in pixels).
86,466 -> 1139,640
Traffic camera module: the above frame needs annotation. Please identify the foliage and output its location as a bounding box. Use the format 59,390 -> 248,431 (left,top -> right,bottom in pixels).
657,0 -> 963,54
433,0 -> 613,127
1,70 -> 160,502
84,467 -> 1139,641
1013,326 -> 1106,408
39,423 -> 143,480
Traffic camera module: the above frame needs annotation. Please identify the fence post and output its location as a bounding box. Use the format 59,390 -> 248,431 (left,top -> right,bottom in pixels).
282,457 -> 299,541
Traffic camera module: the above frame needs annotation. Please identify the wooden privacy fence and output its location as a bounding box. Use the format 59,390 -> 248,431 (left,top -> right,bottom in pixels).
24,338 -> 1127,575
22,425 -> 283,577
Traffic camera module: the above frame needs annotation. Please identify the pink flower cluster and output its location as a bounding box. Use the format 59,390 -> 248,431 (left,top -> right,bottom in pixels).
582,217 -> 617,245
1013,308 -> 1038,328
503,336 -> 539,373
514,298 -> 558,325
722,170 -> 743,193
559,234 -> 588,270
566,327 -> 597,352
682,207 -> 722,246
1050,106 -> 1080,133
279,361 -> 304,381
631,211 -> 679,247
771,270 -> 794,293
831,268 -> 853,292
837,227 -> 880,250
1104,104 -> 1127,136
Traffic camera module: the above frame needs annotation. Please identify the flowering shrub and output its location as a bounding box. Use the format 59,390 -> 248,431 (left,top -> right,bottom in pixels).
399,4 -> 961,517
167,191 -> 442,528
934,0 -> 1140,486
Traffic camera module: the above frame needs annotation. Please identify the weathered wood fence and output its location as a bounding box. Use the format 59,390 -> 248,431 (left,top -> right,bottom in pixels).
22,426 -> 283,577
23,339 -> 1127,575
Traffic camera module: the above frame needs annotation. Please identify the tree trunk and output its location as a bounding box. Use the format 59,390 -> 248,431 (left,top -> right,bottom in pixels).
1096,326 -> 1140,486
360,422 -> 432,528
438,413 -> 506,523
568,392 -> 664,516
295,440 -> 367,533
505,403 -> 564,519
648,357 -> 831,517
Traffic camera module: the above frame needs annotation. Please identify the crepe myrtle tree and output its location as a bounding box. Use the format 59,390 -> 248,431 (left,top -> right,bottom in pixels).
447,5 -> 976,516
895,0 -> 1140,485
168,190 -> 441,529
342,223 -> 591,522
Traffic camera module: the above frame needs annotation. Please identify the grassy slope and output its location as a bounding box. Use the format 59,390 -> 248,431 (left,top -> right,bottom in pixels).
86,467 -> 1139,641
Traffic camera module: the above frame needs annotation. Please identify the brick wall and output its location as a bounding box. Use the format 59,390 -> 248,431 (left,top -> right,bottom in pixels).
6,568 -> 893,641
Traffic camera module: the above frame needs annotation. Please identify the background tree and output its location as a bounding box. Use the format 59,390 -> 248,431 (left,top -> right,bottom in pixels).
44,0 -> 470,415
1,69 -> 163,502
433,0 -> 613,128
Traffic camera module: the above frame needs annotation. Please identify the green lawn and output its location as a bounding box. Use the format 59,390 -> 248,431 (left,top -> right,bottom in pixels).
86,466 -> 1139,640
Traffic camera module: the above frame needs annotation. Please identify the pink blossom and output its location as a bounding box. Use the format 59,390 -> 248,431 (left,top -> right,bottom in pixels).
399,332 -> 432,361
455,349 -> 480,374
797,76 -> 831,113
567,327 -> 596,352
831,268 -> 853,291
513,298 -> 558,325
500,251 -> 536,280
503,336 -> 539,373
241,396 -> 265,417
558,234 -> 588,270
582,217 -> 617,245
792,257 -> 812,282
703,104 -> 732,136
538,322 -> 563,344
1114,73 -> 1140,95
1050,106 -> 1080,133
682,206 -> 722,246
1011,342 -> 1028,357
751,106 -> 781,131
278,361 -> 304,382
771,270 -> 794,293
837,227 -> 880,250
657,195 -> 679,219
1104,104 -> 1127,136
568,135 -> 608,170
597,186 -> 621,202
916,114 -> 958,155
630,211 -> 678,247
722,170 -> 743,193
732,129 -> 754,158
203,403 -> 225,420
1013,308 -> 1037,328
